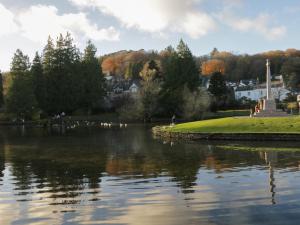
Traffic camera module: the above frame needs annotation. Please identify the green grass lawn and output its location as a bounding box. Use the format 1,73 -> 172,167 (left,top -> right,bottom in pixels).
168,116 -> 300,133
202,110 -> 249,120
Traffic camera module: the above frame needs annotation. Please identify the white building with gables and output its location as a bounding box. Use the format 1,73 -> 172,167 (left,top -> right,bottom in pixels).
234,76 -> 290,101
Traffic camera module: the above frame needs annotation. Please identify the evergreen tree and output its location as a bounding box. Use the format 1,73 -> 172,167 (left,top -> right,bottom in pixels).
208,72 -> 227,97
177,39 -> 191,58
159,40 -> 200,116
210,47 -> 219,58
208,72 -> 228,110
83,40 -> 97,61
10,49 -> 30,76
42,36 -> 55,74
176,39 -> 199,90
31,52 -> 46,110
148,60 -> 159,71
81,40 -> 104,113
0,71 -> 3,108
43,33 -> 82,114
42,36 -> 55,114
6,49 -> 37,119
159,51 -> 182,115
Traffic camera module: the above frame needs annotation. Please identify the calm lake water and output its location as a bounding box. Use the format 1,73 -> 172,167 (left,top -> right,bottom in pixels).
1,125 -> 300,225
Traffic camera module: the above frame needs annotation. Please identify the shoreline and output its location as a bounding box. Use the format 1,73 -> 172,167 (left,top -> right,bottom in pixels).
152,126 -> 300,142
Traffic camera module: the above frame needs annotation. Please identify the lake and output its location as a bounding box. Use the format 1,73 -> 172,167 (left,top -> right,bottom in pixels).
1,125 -> 300,225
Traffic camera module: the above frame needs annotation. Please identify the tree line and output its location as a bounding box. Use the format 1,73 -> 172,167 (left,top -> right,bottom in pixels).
1,33 -> 300,121
1,36 -> 214,121
101,47 -> 300,90
201,48 -> 300,88
3,33 -> 104,119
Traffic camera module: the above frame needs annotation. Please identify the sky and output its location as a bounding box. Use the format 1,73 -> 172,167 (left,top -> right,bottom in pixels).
0,0 -> 300,71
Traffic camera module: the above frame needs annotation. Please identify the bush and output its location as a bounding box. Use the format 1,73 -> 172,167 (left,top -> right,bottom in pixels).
117,95 -> 143,121
182,86 -> 210,120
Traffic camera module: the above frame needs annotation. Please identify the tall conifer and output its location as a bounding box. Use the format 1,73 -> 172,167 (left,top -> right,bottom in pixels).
31,52 -> 46,110
6,49 -> 37,118
81,40 -> 104,113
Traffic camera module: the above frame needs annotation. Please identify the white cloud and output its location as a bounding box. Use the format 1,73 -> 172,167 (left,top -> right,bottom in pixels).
69,0 -> 216,39
180,12 -> 215,38
0,3 -> 120,43
17,5 -> 120,43
218,11 -> 286,40
0,4 -> 19,37
0,3 -> 120,71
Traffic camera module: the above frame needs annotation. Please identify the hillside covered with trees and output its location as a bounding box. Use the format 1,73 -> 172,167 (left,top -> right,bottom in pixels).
1,33 -> 300,122
101,47 -> 300,89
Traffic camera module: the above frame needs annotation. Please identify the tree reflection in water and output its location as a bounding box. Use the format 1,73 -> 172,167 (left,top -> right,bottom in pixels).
1,126 -> 300,224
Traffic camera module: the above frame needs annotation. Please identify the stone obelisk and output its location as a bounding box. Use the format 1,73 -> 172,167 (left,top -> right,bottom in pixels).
254,59 -> 289,117
266,59 -> 272,100
263,59 -> 276,111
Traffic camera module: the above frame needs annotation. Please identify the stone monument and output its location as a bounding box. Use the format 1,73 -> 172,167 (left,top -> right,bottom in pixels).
263,59 -> 277,112
254,59 -> 289,117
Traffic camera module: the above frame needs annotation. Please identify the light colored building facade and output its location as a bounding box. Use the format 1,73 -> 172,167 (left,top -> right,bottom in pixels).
235,80 -> 290,101
129,83 -> 139,93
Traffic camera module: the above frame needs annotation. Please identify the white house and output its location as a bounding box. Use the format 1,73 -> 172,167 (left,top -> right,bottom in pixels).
104,75 -> 114,82
129,83 -> 139,93
235,78 -> 290,101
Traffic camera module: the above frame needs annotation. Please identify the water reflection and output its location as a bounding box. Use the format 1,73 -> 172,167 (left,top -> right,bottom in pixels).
261,152 -> 277,205
0,138 -> 4,183
1,126 -> 300,224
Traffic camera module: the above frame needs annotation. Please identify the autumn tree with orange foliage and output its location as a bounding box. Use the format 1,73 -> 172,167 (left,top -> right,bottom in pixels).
201,59 -> 226,76
101,50 -> 151,77
102,57 -> 116,75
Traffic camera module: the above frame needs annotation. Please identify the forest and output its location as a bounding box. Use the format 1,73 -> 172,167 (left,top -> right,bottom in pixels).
0,33 -> 300,122
101,47 -> 300,89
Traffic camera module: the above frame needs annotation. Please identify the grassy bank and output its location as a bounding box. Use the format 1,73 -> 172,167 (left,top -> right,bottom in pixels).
202,110 -> 249,120
168,117 -> 300,134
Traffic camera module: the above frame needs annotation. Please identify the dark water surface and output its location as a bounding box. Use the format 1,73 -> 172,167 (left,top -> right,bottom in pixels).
1,125 -> 300,225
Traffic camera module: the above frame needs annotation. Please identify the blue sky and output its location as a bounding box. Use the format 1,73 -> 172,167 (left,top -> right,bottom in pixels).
0,0 -> 299,71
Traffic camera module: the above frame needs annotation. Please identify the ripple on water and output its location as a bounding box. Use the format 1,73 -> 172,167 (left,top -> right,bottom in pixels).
2,126 -> 300,225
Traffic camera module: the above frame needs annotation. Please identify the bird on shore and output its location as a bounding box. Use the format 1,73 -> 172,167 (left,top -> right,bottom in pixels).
119,123 -> 128,128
